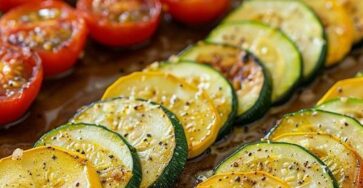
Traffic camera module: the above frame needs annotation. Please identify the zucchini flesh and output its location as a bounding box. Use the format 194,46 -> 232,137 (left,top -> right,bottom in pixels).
224,0 -> 326,82
197,171 -> 289,188
0,146 -> 101,187
273,133 -> 363,187
268,109 -> 363,159
147,61 -> 237,137
338,0 -> 363,42
207,21 -> 302,104
316,98 -> 363,124
215,142 -> 337,187
71,98 -> 188,188
35,124 -> 141,188
102,72 -> 220,158
317,77 -> 363,105
302,0 -> 354,66
179,42 -> 272,124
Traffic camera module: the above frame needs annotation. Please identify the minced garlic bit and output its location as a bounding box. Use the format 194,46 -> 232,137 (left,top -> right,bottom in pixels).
11,148 -> 24,160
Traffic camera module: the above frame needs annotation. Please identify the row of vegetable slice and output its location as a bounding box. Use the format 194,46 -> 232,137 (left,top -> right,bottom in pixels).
2,98 -> 188,187
5,77 -> 363,187
1,0 -> 363,187
199,76 -> 363,187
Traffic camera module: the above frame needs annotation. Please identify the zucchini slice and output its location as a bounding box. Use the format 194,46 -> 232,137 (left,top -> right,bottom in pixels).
316,98 -> 363,124
302,0 -> 354,66
71,97 -> 188,188
215,142 -> 337,187
0,146 -> 101,187
179,42 -> 272,124
338,0 -> 363,42
197,171 -> 289,188
206,21 -> 302,104
268,109 -> 363,159
273,133 -> 363,188
224,0 -> 326,82
35,124 -> 141,188
146,61 -> 237,137
102,72 -> 220,158
318,77 -> 363,105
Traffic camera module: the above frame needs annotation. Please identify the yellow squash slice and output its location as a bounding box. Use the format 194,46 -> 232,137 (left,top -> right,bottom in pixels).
102,72 -> 220,158
337,0 -> 363,42
318,77 -> 363,105
268,109 -> 363,160
303,0 -> 355,66
197,171 -> 289,188
273,133 -> 363,188
0,146 -> 101,187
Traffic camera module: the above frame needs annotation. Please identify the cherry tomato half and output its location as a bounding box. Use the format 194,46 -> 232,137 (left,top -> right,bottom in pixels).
77,0 -> 161,47
0,44 -> 43,126
0,0 -> 88,77
162,0 -> 229,25
0,0 -> 42,12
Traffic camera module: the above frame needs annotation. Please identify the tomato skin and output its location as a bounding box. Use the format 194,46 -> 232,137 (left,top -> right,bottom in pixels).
162,0 -> 229,25
0,1 -> 88,77
0,45 -> 43,126
0,0 -> 42,12
77,0 -> 161,47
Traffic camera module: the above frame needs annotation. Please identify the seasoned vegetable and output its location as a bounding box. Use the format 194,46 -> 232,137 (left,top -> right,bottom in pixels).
215,142 -> 337,187
71,97 -> 188,188
302,0 -> 354,66
77,0 -> 161,46
338,0 -> 363,42
35,124 -> 141,188
0,1 -> 88,76
207,21 -> 302,104
147,61 -> 237,136
179,42 -> 272,124
273,133 -> 363,187
0,43 -> 42,126
0,146 -> 101,187
197,171 -> 289,188
318,77 -> 363,105
224,0 -> 326,82
102,72 -> 220,158
316,98 -> 363,124
268,109 -> 363,159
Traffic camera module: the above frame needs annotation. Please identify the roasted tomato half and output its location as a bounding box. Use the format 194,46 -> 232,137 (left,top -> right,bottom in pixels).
0,0 -> 88,77
0,44 -> 43,126
162,0 -> 229,25
77,0 -> 161,47
0,0 -> 42,12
